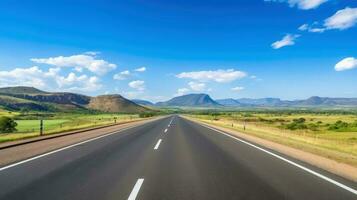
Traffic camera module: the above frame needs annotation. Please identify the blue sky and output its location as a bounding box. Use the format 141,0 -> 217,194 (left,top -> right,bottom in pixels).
0,0 -> 356,102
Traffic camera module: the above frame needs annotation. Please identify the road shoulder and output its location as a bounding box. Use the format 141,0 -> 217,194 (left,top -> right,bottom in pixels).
0,117 -> 163,167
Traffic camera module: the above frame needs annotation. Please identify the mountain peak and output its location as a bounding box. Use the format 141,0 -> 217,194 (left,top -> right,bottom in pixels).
157,93 -> 220,107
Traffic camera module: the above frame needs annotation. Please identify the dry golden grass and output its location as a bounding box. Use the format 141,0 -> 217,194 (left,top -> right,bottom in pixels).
188,114 -> 357,167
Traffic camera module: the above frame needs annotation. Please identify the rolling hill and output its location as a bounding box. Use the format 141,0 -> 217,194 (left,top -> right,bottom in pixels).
88,95 -> 149,113
0,86 -> 149,113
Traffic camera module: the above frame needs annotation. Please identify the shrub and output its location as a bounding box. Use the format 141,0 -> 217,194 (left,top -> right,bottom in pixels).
0,116 -> 17,133
285,118 -> 307,130
139,112 -> 156,118
328,120 -> 357,131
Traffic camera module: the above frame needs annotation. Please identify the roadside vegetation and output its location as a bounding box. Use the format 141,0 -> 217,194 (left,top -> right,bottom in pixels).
0,109 -> 161,143
186,109 -> 357,166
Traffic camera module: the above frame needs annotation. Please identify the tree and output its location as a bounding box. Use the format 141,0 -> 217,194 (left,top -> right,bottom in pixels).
0,116 -> 17,133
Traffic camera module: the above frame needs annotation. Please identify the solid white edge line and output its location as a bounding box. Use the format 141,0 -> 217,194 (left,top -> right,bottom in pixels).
0,118 -> 162,172
128,178 -> 144,200
154,139 -> 162,150
198,123 -> 357,195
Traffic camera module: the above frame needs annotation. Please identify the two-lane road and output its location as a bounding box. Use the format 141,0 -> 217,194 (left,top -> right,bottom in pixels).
0,115 -> 356,200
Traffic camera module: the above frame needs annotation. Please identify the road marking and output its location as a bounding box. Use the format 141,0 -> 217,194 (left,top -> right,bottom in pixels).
154,139 -> 162,150
128,178 -> 144,200
0,118 -> 162,172
164,128 -> 168,133
198,123 -> 357,195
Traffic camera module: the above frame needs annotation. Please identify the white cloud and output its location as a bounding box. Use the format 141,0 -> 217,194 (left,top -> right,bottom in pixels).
324,7 -> 357,30
174,88 -> 190,96
0,66 -> 102,92
31,53 -> 116,75
299,23 -> 326,33
309,27 -> 325,33
271,34 -> 299,49
113,70 -> 131,80
188,81 -> 206,91
300,7 -> 357,34
129,80 -> 145,91
298,24 -> 309,31
265,0 -> 328,10
56,72 -> 102,92
231,86 -> 245,92
135,67 -> 146,72
176,69 -> 247,83
335,57 -> 357,71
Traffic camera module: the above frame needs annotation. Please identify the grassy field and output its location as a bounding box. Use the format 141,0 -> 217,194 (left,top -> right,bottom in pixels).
0,112 -> 143,143
187,111 -> 357,166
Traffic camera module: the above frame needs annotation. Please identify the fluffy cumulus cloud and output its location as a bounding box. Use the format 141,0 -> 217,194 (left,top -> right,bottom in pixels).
129,80 -> 145,91
271,34 -> 300,49
324,7 -> 357,30
300,7 -> 357,33
265,0 -> 328,10
113,70 -> 131,80
31,53 -> 116,75
135,67 -> 146,72
176,69 -> 246,83
188,81 -> 206,91
56,72 -> 102,91
0,66 -> 102,92
231,86 -> 245,92
335,57 -> 357,71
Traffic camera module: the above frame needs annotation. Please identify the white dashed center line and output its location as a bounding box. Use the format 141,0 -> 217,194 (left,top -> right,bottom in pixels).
128,178 -> 144,200
154,139 -> 162,150
164,128 -> 168,133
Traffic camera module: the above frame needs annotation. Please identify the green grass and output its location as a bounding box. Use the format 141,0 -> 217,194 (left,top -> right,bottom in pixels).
0,112 -> 143,143
15,119 -> 69,133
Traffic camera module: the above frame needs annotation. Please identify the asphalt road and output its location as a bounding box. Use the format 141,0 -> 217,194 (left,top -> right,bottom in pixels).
0,115 -> 356,200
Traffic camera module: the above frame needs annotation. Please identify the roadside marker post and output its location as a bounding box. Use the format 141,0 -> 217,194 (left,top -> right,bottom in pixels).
40,119 -> 44,136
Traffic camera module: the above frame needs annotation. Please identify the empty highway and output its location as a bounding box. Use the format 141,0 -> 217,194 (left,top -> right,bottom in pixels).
0,116 -> 356,200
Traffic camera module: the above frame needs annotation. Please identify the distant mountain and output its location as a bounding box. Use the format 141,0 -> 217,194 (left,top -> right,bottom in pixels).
295,96 -> 357,107
0,86 -> 150,113
88,95 -> 149,113
236,98 -> 283,107
216,98 -> 242,106
157,94 -> 220,107
131,99 -> 155,106
216,96 -> 357,107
